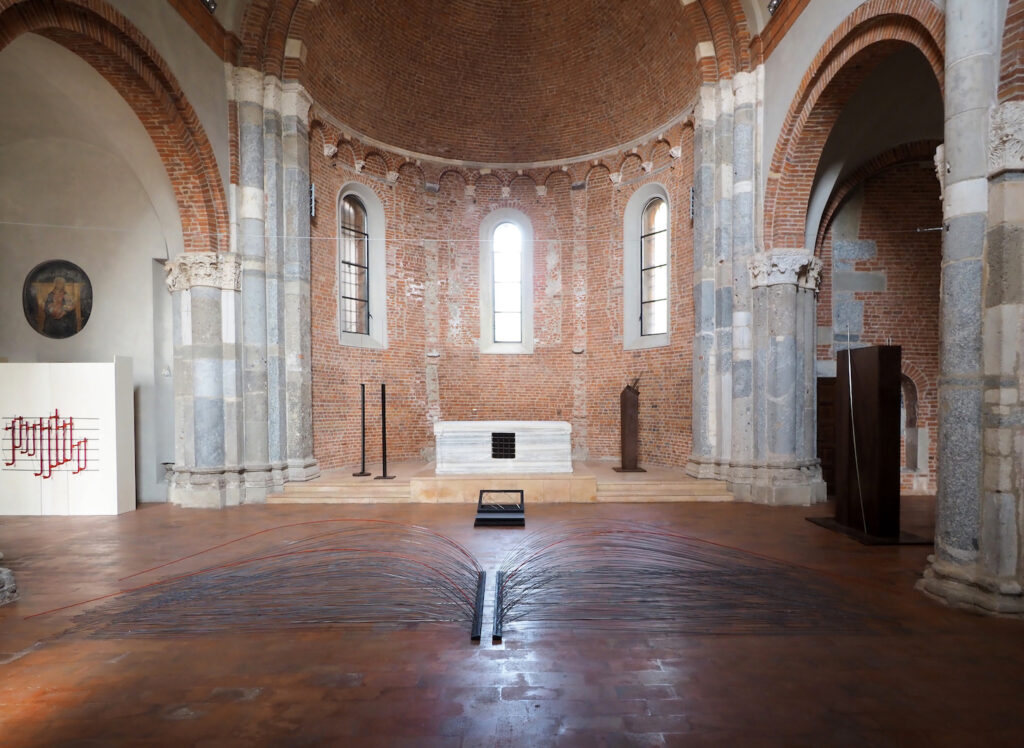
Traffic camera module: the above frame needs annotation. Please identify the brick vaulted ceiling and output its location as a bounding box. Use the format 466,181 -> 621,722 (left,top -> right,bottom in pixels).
298,0 -> 713,164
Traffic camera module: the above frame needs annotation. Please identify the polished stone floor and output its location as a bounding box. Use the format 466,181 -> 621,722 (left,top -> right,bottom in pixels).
1,498 -> 1023,746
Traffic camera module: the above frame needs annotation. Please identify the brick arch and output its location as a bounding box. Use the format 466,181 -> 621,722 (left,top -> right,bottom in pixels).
764,0 -> 944,251
0,0 -> 229,253
999,0 -> 1024,102
814,139 -> 943,254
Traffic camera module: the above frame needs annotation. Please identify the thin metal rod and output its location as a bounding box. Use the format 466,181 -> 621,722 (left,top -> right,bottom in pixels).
845,344 -> 868,535
375,383 -> 395,480
353,383 -> 370,477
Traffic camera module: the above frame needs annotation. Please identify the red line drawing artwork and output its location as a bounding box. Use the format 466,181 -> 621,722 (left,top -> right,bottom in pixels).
3,410 -> 89,478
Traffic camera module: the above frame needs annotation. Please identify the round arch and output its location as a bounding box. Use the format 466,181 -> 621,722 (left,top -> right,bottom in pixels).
0,0 -> 229,253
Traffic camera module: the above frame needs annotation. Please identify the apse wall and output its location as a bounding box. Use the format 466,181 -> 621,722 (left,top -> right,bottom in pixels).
309,130 -> 696,470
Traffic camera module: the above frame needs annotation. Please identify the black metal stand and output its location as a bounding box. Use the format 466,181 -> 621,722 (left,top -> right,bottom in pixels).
352,383 -> 370,477
474,490 -> 525,527
375,383 -> 395,480
492,570 -> 505,641
470,571 -> 486,641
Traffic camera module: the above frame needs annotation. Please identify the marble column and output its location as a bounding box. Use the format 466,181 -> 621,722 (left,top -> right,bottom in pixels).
920,99 -> 1024,614
281,83 -> 319,482
730,70 -> 759,485
166,252 -> 243,508
688,83 -> 722,477
741,250 -> 826,505
235,67 -> 272,501
918,0 -> 1019,613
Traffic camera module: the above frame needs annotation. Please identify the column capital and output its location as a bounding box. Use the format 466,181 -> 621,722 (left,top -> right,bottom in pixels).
283,82 -> 314,125
232,66 -> 265,106
748,250 -> 822,291
165,252 -> 242,293
989,101 -> 1024,178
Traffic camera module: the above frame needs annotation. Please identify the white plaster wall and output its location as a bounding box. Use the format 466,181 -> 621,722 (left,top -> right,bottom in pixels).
762,0 -> 874,195
0,35 -> 178,503
105,0 -> 230,195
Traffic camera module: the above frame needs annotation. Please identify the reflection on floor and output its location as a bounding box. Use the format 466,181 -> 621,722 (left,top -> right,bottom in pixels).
2,496 -> 1023,746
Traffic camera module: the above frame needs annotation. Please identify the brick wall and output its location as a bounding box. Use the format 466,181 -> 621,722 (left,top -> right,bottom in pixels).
1000,0 -> 1024,102
818,161 -> 941,492
309,133 -> 695,471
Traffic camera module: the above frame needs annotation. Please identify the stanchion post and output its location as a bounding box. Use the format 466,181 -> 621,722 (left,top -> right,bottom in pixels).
353,383 -> 370,477
375,382 -> 395,480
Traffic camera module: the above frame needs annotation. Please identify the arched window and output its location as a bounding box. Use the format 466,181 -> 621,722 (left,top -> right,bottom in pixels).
338,183 -> 387,349
641,198 -> 668,336
479,208 -> 533,354
492,222 -> 523,343
340,195 -> 369,335
623,183 -> 670,349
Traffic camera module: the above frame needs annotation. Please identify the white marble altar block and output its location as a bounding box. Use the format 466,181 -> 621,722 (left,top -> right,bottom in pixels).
0,357 -> 135,515
434,421 -> 572,474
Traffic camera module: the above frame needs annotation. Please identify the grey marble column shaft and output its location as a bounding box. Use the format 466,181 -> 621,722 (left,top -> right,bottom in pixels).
688,84 -> 719,473
282,84 -> 319,481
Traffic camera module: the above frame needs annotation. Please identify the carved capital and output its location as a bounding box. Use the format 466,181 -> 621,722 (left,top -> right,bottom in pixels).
165,252 -> 242,293
282,82 -> 313,125
989,102 -> 1024,177
748,250 -> 821,291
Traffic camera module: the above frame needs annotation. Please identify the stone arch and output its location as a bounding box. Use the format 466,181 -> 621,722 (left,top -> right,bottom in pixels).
814,140 -> 944,255
901,372 -> 920,471
0,0 -> 229,253
764,0 -> 944,250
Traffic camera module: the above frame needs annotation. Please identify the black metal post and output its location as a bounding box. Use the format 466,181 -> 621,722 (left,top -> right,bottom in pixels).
352,383 -> 370,477
375,382 -> 395,480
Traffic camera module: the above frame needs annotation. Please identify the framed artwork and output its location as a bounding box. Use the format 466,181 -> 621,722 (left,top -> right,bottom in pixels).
22,260 -> 93,339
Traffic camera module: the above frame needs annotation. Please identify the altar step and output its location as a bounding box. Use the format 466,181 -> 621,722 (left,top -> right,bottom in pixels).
269,461 -> 733,505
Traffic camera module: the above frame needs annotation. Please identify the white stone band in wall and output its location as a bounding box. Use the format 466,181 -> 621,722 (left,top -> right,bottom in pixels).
165,252 -> 242,292
748,250 -> 822,290
434,421 -> 572,474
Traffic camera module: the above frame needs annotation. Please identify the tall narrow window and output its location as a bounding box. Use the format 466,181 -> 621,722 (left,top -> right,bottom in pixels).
640,198 -> 668,336
623,183 -> 669,350
479,208 -> 533,354
340,195 -> 369,335
492,222 -> 522,343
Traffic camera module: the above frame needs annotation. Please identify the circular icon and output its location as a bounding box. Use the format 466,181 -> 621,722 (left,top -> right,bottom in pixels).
22,260 -> 93,339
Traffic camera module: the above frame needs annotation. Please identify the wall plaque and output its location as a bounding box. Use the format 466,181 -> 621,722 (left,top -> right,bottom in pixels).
22,260 -> 93,339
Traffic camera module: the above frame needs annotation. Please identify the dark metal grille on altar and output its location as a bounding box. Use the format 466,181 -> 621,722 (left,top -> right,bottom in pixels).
491,432 -> 516,459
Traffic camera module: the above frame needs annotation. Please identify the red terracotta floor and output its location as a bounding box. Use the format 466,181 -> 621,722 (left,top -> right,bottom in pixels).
1,498 -> 1023,747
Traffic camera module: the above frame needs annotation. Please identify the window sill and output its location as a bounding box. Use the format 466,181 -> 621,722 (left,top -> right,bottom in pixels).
623,332 -> 669,351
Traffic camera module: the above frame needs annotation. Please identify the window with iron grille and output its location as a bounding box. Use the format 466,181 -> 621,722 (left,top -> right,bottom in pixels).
640,197 -> 668,336
339,194 -> 369,335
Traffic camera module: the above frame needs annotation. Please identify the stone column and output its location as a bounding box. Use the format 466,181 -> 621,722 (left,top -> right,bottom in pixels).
687,83 -> 721,477
919,0 -> 1006,611
741,250 -> 825,505
263,77 -> 288,490
714,79 -> 735,469
234,67 -> 272,501
730,70 -> 759,485
166,252 -> 243,508
921,100 -> 1024,614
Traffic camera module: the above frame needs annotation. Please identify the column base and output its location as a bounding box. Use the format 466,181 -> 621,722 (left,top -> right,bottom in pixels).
287,456 -> 321,482
169,465 -> 287,508
685,458 -> 728,481
730,462 -> 826,506
0,566 -> 17,607
917,558 -> 1024,616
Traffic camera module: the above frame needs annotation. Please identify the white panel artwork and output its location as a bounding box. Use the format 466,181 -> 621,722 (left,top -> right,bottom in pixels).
0,358 -> 135,515
434,421 -> 572,474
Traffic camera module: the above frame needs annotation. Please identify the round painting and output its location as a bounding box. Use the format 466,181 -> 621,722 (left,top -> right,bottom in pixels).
22,260 -> 93,339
